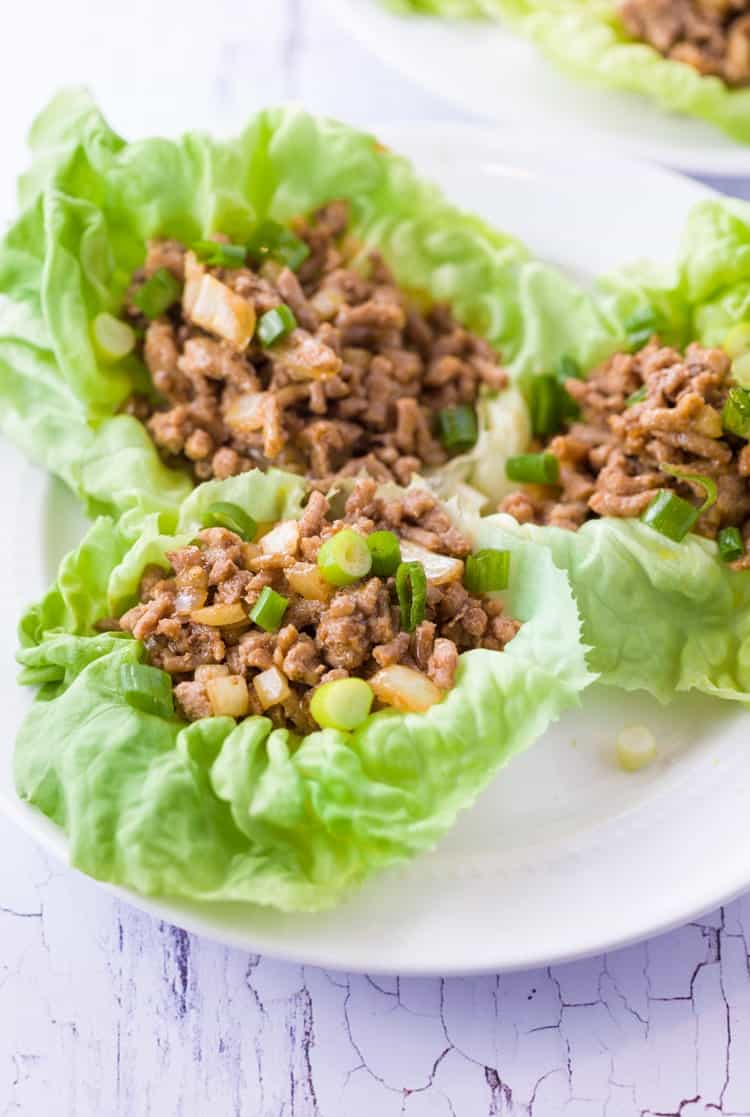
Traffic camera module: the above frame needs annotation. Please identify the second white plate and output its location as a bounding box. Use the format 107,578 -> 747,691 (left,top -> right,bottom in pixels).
325,0 -> 750,177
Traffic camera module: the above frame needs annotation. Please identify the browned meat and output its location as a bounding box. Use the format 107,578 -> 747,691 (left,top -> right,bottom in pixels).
619,0 -> 750,86
501,339 -> 750,565
126,201 -> 508,489
114,481 -> 520,733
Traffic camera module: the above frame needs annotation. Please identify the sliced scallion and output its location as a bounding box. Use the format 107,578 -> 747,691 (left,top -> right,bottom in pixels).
192,239 -> 247,268
722,386 -> 750,439
366,530 -> 402,577
249,586 -> 289,632
317,529 -> 372,586
310,677 -> 374,732
92,312 -> 136,362
529,375 -> 562,437
133,267 -> 182,319
257,304 -> 297,347
246,220 -> 310,272
626,385 -> 647,407
120,663 -> 174,719
641,491 -> 699,543
204,502 -> 257,541
505,452 -> 560,486
396,561 -> 427,632
624,306 -> 659,351
718,526 -> 744,563
464,549 -> 510,594
437,405 -> 478,453
658,464 -> 717,514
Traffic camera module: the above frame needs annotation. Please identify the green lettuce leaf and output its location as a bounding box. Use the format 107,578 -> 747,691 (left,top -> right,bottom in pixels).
16,470 -> 593,911
0,88 -> 617,521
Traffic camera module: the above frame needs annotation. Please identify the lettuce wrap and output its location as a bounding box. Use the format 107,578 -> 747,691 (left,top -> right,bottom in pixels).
386,0 -> 750,145
15,469 -> 593,911
0,88 -> 619,522
448,197 -> 750,703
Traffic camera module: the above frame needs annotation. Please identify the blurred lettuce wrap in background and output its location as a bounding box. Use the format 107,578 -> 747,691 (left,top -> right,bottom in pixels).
0,88 -> 618,521
385,0 -> 750,145
15,469 -> 593,911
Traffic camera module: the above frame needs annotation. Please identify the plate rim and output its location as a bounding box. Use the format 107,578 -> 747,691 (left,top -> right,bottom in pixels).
322,0 -> 750,178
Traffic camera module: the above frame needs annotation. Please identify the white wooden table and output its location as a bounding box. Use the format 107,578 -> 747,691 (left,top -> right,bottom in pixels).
2,2 -> 750,1113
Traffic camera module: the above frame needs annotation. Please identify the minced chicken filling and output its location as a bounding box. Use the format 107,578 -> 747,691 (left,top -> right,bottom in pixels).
111,480 -> 520,733
619,0 -> 750,87
125,201 -> 507,488
501,339 -> 750,567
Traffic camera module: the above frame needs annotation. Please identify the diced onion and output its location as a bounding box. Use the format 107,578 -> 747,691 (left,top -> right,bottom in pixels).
398,541 -> 464,586
275,332 -> 341,381
286,562 -> 334,601
616,726 -> 657,772
226,391 -> 269,433
189,602 -> 247,626
184,261 -> 256,350
93,312 -> 136,361
309,287 -> 344,321
370,665 -> 443,714
253,666 -> 291,710
724,322 -> 750,360
206,674 -> 250,718
195,664 -> 229,682
259,520 -> 300,556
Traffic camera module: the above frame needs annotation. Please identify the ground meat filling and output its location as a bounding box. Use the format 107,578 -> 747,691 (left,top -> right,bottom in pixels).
114,481 -> 520,733
619,0 -> 750,87
125,201 -> 507,488
501,339 -> 750,567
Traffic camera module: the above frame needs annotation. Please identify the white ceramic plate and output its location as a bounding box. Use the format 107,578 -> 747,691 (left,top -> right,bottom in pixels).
323,0 -> 750,177
2,126 -> 749,975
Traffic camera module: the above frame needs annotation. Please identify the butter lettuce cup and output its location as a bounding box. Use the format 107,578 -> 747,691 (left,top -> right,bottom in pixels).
0,89 -> 617,525
478,198 -> 750,703
16,469 -> 593,912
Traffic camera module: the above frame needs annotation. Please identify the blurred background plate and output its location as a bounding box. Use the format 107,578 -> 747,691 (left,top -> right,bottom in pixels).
324,0 -> 750,178
2,124 -> 750,975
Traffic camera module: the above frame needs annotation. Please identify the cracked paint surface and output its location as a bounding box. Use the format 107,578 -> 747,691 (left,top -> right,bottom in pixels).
2,816 -> 750,1116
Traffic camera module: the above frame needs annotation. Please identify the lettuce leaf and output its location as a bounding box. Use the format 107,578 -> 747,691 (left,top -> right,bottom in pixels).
0,88 -> 618,521
15,470 -> 594,911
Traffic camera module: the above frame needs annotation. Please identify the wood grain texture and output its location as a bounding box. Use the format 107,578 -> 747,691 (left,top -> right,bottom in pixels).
1,1 -> 750,1113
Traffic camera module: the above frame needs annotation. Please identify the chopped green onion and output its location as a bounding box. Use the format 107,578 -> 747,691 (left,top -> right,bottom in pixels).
626,385 -> 647,407
120,663 -> 174,719
464,549 -> 511,594
624,306 -> 659,351
528,375 -> 562,436
310,677 -> 374,732
92,312 -> 136,362
658,464 -> 717,514
437,405 -> 478,453
246,219 -> 310,271
257,304 -> 297,347
396,561 -> 428,632
133,267 -> 182,319
724,322 -> 750,360
732,352 -> 750,388
317,529 -> 372,586
505,452 -> 560,486
641,491 -> 700,543
722,386 -> 750,439
192,239 -> 247,268
249,586 -> 289,632
366,530 -> 402,577
718,526 -> 744,563
204,502 -> 257,541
